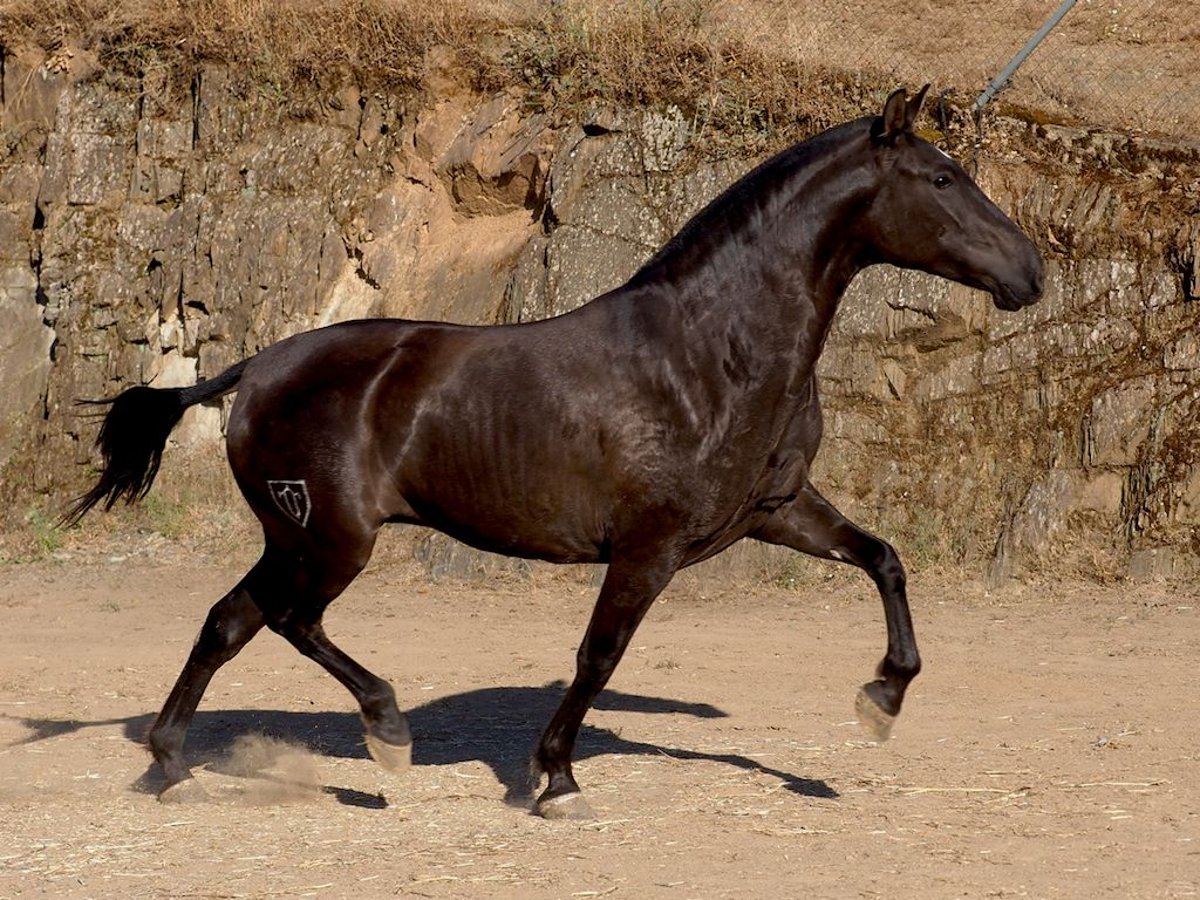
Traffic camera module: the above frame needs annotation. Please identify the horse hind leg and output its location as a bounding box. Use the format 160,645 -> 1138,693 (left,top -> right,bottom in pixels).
278,619 -> 413,773
252,539 -> 413,774
147,574 -> 266,802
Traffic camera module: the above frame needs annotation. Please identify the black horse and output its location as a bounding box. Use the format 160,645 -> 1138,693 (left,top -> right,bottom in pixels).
68,87 -> 1042,819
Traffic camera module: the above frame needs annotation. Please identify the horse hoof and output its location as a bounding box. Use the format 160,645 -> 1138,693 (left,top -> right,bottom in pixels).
536,791 -> 595,821
366,733 -> 413,773
158,777 -> 209,804
855,684 -> 896,742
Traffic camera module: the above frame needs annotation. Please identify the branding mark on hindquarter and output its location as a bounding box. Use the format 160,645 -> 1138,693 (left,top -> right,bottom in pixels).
267,480 -> 311,527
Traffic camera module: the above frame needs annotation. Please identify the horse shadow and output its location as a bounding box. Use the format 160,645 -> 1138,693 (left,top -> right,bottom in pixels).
5,682 -> 837,808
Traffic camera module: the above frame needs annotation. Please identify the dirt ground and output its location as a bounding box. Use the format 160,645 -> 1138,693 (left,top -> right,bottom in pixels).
1,539 -> 1198,899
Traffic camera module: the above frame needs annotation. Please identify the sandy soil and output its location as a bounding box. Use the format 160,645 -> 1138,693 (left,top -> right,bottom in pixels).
1,544 -> 1198,899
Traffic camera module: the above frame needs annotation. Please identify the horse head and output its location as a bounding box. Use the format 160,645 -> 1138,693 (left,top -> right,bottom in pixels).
859,86 -> 1044,311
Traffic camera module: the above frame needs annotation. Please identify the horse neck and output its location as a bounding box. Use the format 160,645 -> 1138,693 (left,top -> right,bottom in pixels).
635,138 -> 877,369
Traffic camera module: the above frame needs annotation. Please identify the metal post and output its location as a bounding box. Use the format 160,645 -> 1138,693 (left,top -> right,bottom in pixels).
974,0 -> 1078,113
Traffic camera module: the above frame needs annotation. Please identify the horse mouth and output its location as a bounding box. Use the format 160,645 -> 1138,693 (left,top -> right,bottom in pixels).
991,291 -> 1027,311
988,270 -> 1044,311
972,246 -> 1044,312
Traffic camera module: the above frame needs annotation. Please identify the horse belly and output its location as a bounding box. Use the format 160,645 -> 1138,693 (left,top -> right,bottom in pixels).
400,470 -> 608,564
393,414 -> 611,564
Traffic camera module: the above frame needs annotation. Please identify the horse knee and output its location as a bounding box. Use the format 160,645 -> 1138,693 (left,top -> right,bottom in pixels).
868,540 -> 906,593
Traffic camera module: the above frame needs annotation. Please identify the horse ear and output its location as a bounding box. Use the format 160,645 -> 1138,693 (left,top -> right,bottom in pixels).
873,85 -> 931,144
904,84 -> 931,130
874,87 -> 910,144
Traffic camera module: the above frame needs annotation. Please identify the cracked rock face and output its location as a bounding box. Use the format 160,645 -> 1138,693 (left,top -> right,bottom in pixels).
1,48 -> 1197,579
1,51 -> 550,493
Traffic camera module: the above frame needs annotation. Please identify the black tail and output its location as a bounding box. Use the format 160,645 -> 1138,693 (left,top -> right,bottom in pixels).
62,360 -> 250,526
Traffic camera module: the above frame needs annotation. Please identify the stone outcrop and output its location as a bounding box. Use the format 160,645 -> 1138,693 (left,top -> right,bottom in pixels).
1,45 -> 1197,581
500,110 -> 1200,583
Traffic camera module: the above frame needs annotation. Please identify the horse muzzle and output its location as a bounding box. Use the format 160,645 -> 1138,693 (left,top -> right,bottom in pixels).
990,251 -> 1044,311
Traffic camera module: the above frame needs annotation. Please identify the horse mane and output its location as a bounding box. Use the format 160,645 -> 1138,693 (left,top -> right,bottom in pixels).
626,116 -> 873,289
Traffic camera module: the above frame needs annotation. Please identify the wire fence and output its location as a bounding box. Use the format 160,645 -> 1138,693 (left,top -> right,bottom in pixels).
710,0 -> 1197,141
643,0 -> 1185,143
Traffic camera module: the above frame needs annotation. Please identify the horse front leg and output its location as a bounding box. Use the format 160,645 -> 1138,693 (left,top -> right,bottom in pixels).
752,482 -> 921,741
534,554 -> 677,820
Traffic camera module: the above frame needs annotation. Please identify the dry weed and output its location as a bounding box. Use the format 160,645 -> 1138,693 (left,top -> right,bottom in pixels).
0,0 -> 891,153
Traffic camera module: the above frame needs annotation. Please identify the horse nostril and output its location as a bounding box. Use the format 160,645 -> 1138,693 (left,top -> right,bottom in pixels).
1023,250 -> 1045,301
1030,266 -> 1045,299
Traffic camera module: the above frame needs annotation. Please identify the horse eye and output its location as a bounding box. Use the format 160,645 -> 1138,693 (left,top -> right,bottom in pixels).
933,174 -> 953,189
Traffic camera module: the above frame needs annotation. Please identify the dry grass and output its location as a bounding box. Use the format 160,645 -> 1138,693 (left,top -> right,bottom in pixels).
2,0 -> 1195,141
2,0 -> 454,92
0,0 -> 896,155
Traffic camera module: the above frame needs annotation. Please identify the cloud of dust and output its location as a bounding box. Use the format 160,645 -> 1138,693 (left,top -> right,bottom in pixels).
211,733 -> 323,805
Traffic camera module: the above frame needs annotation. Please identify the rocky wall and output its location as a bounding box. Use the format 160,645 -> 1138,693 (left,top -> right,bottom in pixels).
1,46 -> 1197,581
502,108 -> 1200,583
